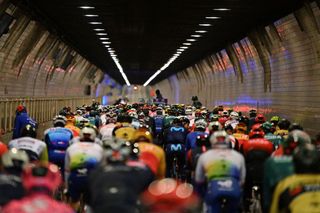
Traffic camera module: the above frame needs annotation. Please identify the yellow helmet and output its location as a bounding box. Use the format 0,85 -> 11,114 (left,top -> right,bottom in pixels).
134,128 -> 153,143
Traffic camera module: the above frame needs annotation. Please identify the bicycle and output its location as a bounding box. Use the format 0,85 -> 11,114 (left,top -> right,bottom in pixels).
249,185 -> 262,213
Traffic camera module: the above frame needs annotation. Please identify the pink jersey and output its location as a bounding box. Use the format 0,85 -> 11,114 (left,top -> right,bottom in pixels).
2,194 -> 73,213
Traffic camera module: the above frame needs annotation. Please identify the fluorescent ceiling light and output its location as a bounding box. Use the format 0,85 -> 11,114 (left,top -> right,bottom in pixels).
79,6 -> 95,9
195,30 -> 207,33
213,8 -> 230,11
104,45 -> 110,47
191,34 -> 201,37
96,33 -> 107,35
180,46 -> 188,49
99,38 -> 109,40
108,50 -> 115,53
187,39 -> 197,42
183,42 -> 192,46
89,22 -> 102,25
93,28 -> 105,31
199,23 -> 212,27
111,58 -> 130,86
102,41 -> 110,44
85,14 -> 98,17
177,51 -> 182,53
177,48 -> 185,51
205,16 -> 221,19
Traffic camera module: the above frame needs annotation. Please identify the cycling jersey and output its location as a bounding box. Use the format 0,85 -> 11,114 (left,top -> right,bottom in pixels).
12,112 -> 37,139
44,127 -> 73,167
274,129 -> 289,138
270,174 -> 320,213
225,120 -> 239,129
114,124 -> 136,142
186,131 -> 208,151
195,149 -> 246,185
138,142 -> 166,179
164,126 -> 188,145
0,174 -> 24,206
8,137 -> 48,162
100,123 -> 116,139
65,124 -> 80,137
264,132 -> 282,149
2,194 -> 73,213
163,116 -> 176,128
154,115 -> 164,134
233,133 -> 249,150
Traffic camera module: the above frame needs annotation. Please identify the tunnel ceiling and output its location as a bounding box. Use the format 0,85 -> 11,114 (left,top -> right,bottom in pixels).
25,0 -> 303,85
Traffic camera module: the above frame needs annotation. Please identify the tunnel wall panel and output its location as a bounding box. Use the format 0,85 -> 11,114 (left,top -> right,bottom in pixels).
154,2 -> 320,135
0,4 -> 118,98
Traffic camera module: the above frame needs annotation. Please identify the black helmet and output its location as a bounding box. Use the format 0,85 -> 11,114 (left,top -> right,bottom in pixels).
172,118 -> 182,125
278,119 -> 291,130
293,143 -> 320,174
288,123 -> 303,132
20,124 -> 37,138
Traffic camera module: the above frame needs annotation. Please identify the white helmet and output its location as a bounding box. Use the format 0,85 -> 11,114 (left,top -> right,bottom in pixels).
128,111 -> 138,119
209,130 -> 230,148
195,119 -> 207,130
230,111 -> 239,120
208,121 -> 223,132
185,109 -> 192,115
53,115 -> 67,126
222,110 -> 229,117
80,126 -> 97,142
1,148 -> 29,170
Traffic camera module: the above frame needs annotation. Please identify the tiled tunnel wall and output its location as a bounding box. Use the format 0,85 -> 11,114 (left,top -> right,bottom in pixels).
0,3 -> 120,101
154,2 -> 320,135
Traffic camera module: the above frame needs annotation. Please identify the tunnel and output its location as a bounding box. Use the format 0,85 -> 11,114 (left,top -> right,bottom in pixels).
0,0 -> 320,212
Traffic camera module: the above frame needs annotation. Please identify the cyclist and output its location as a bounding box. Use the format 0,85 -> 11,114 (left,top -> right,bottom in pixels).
64,126 -> 104,211
195,130 -> 246,213
208,121 -> 222,135
274,118 -> 291,138
0,149 -> 29,207
241,124 -> 274,211
233,123 -> 249,151
2,162 -> 73,213
186,119 -> 208,151
133,127 -> 166,179
65,114 -> 80,137
0,141 -> 8,157
270,116 -> 281,132
225,111 -> 239,129
141,178 -> 200,213
12,105 -> 37,139
270,143 -> 320,213
8,124 -> 48,162
153,107 -> 164,144
248,109 -> 257,130
263,130 -> 311,212
114,114 -> 136,142
44,115 -> 73,175
254,114 -> 266,124
88,139 -> 153,213
262,122 -> 282,149
163,118 -> 188,179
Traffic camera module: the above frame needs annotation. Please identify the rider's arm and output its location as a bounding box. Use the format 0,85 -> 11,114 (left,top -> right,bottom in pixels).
239,154 -> 246,186
39,145 -> 49,163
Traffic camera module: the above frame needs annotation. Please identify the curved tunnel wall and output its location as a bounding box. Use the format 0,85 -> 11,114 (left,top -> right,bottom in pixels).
154,2 -> 320,135
0,3 -> 120,100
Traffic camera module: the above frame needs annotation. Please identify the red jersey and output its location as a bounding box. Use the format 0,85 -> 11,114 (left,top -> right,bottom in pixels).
242,138 -> 274,156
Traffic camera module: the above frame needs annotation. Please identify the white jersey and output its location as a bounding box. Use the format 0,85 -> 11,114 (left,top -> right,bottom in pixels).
8,137 -> 47,160
64,142 -> 104,183
99,124 -> 116,139
100,114 -> 107,126
195,148 -> 246,185
225,120 -> 239,129
69,136 -> 103,146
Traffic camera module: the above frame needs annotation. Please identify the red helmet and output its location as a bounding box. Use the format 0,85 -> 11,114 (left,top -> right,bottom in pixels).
249,129 -> 265,139
255,114 -> 266,124
22,162 -> 61,193
141,178 -> 199,213
0,142 -> 8,157
16,105 -> 26,113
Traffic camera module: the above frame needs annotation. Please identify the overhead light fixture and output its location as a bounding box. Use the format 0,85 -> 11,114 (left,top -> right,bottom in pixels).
96,33 -> 107,36
191,34 -> 201,38
99,37 -> 109,40
213,8 -> 230,11
177,51 -> 182,53
108,50 -> 115,53
89,22 -> 102,25
187,39 -> 197,42
199,23 -> 212,27
205,16 -> 221,19
79,6 -> 95,9
93,28 -> 105,31
183,42 -> 192,46
111,57 -> 130,86
177,48 -> 185,51
180,46 -> 188,49
104,45 -> 110,47
195,30 -> 207,33
102,41 -> 110,44
84,14 -> 99,17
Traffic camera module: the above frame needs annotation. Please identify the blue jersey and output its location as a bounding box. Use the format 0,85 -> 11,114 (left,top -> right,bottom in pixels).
12,112 -> 37,139
186,131 -> 209,151
154,115 -> 164,134
165,126 -> 188,144
44,127 -> 73,165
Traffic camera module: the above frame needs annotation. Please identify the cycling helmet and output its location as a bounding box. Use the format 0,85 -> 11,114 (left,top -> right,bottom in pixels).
128,111 -> 138,119
293,143 -> 320,174
104,140 -> 131,164
185,109 -> 192,115
79,126 -> 97,142
194,119 -> 207,130
222,110 -> 229,117
141,178 -> 199,213
22,162 -> 61,193
255,114 -> 266,124
230,111 -> 239,120
238,116 -> 249,126
180,117 -> 190,126
0,142 -> 8,157
209,114 -> 219,122
134,128 -> 153,143
208,121 -> 223,132
283,130 -> 311,155
278,118 -> 291,130
66,115 -> 75,125
270,116 -> 280,124
210,130 -> 230,148
249,109 -> 257,117
288,123 -> 303,132
235,123 -> 247,133
172,118 -> 182,125
262,122 -> 273,133
16,105 -> 26,113
1,148 -> 29,173
20,124 -> 37,138
53,115 -> 67,127
249,128 -> 265,139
